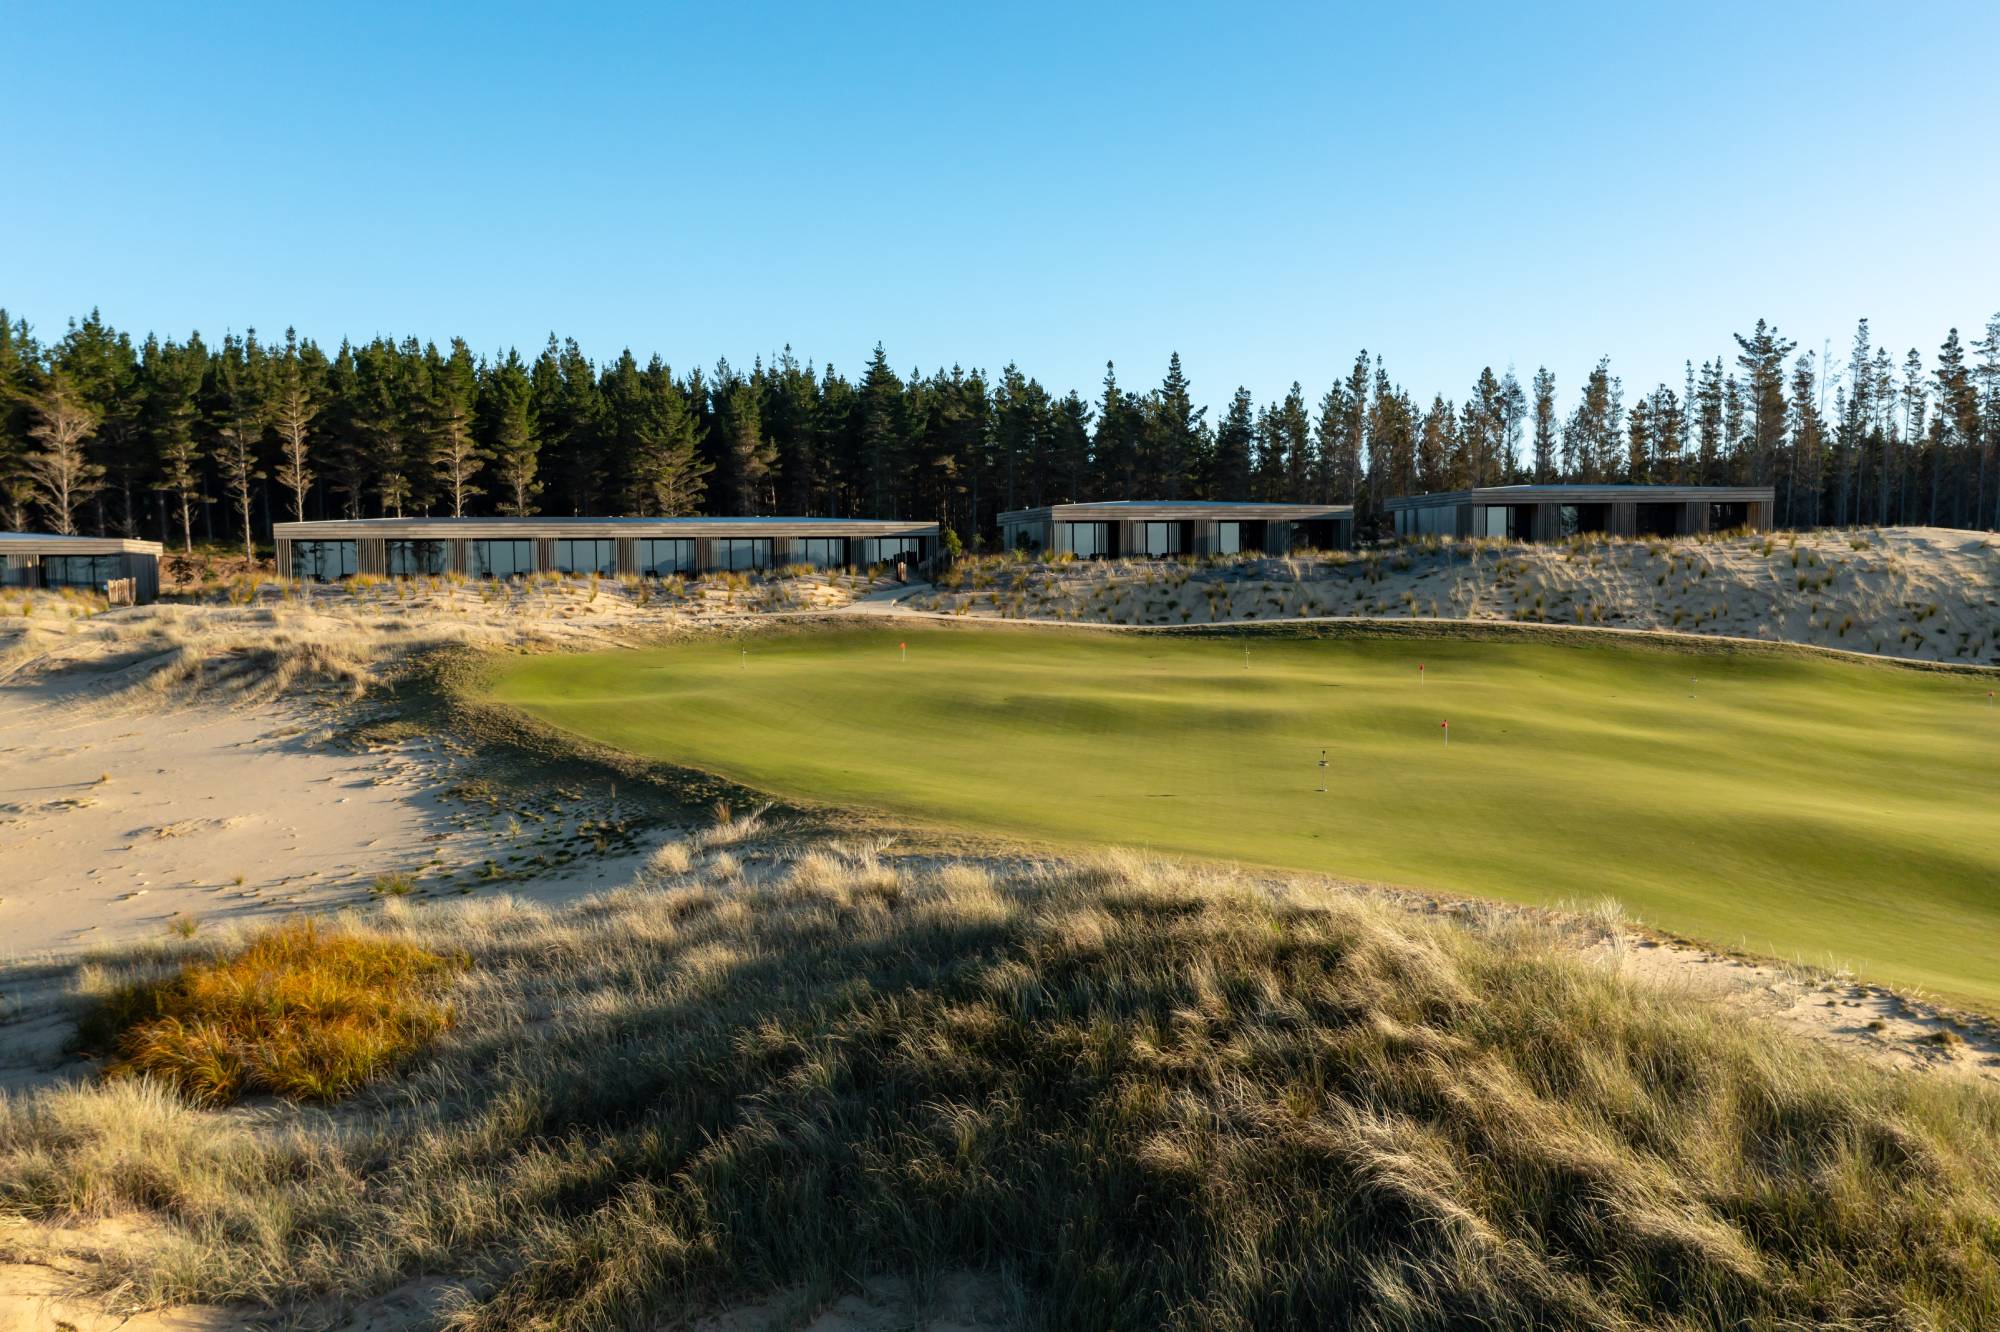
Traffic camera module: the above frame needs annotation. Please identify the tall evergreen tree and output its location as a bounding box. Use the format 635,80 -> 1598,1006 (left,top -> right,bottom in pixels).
25,372 -> 103,536
1213,387 -> 1255,501
482,351 -> 541,516
1530,367 -> 1557,481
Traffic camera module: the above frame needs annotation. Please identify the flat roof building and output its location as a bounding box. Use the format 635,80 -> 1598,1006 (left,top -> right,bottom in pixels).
1384,485 -> 1775,542
272,516 -> 939,581
0,533 -> 164,603
996,501 -> 1355,559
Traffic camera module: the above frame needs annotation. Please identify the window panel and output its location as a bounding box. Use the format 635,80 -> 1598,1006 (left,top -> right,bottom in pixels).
291,540 -> 357,582
637,539 -> 694,576
1215,522 -> 1240,556
858,538 -> 919,567
553,539 -> 616,575
41,555 -> 122,587
468,539 -> 535,578
797,537 -> 847,569
386,540 -> 445,577
716,538 -> 772,571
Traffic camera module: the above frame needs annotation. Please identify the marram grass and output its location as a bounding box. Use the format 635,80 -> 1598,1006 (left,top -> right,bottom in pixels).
7,843 -> 2000,1329
77,918 -> 459,1105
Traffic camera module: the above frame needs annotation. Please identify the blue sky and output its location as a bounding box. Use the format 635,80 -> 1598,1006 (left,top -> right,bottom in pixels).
5,1 -> 1996,410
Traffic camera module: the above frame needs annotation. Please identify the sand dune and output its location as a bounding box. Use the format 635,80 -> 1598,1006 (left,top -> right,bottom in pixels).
917,526 -> 2000,666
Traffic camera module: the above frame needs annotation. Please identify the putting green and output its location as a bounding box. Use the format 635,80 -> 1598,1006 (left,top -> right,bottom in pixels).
487,625 -> 2000,1006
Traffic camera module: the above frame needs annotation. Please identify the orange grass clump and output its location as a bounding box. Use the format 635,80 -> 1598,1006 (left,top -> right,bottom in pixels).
84,919 -> 458,1105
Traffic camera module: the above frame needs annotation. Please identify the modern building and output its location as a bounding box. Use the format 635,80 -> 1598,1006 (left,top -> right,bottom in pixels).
1384,485 -> 1775,541
0,532 -> 164,602
272,516 -> 940,581
996,501 -> 1355,559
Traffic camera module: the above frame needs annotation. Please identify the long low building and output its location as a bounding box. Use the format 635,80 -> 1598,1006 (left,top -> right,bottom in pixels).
997,501 -> 1355,559
1385,485 -> 1775,541
272,516 -> 939,581
0,532 -> 164,602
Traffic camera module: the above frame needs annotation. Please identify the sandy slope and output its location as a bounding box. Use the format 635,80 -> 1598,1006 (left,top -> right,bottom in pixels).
1,557 -> 1995,1328
915,526 -> 2000,666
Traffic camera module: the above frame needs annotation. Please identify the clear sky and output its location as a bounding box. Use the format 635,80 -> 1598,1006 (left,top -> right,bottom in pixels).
5,1 -> 1996,411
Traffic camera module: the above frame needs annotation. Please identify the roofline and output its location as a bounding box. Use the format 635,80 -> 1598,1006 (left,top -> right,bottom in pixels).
1384,485 -> 1774,510
273,517 -> 938,538
996,502 -> 1355,523
0,534 -> 165,555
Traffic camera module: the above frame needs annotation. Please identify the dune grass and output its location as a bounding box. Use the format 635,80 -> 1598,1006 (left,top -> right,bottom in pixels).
76,918 -> 459,1105
486,623 -> 2000,1006
7,843 -> 2000,1327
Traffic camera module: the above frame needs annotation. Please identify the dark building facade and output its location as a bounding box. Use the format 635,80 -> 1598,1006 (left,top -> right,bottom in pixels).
1385,485 -> 1775,541
0,533 -> 163,602
996,501 -> 1355,559
273,517 -> 939,581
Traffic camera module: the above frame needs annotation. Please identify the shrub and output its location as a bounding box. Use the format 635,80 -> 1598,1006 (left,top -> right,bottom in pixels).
80,919 -> 458,1105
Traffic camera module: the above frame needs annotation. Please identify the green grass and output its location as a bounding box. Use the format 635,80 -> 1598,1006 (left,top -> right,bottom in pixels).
487,625 -> 2000,1006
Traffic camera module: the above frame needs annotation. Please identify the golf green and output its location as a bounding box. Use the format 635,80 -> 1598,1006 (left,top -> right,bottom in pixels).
487,625 -> 2000,1006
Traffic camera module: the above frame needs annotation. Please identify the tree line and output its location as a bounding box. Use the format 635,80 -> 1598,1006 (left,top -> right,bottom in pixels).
2,305 -> 1996,555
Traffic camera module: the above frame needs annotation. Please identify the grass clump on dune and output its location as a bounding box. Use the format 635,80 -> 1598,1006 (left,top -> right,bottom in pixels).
77,918 -> 458,1105
7,849 -> 2000,1327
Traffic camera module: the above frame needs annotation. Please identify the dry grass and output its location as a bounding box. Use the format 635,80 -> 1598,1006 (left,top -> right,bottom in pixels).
4,846 -> 1999,1327
73,918 -> 459,1106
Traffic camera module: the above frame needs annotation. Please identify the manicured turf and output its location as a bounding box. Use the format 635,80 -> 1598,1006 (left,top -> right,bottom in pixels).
487,624 -> 2000,1006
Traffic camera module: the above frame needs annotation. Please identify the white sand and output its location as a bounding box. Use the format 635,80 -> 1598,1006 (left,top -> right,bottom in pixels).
1,556 -> 1994,1326
916,526 -> 2000,666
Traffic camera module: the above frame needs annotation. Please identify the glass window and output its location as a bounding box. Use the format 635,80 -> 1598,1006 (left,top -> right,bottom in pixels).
1058,522 -> 1110,559
385,539 -> 445,577
715,538 -> 772,571
637,538 -> 694,576
553,539 -> 617,575
796,537 -> 848,569
41,554 -> 122,587
1136,522 -> 1180,557
1215,522 -> 1240,556
291,540 -> 358,581
857,538 -> 919,567
468,539 -> 534,578
1482,506 -> 1507,538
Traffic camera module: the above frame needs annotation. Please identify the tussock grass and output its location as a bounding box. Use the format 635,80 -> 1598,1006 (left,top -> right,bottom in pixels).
75,919 -> 459,1106
5,850 -> 1999,1327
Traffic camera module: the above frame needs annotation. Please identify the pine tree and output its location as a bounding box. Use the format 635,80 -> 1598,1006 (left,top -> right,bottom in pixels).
270,329 -> 321,523
856,344 -> 903,516
430,339 -> 484,517
1973,312 -> 2000,531
1694,360 -> 1725,484
1786,354 -> 1824,526
0,313 -> 43,531
1530,367 -> 1557,481
145,335 -> 206,551
25,372 -> 103,535
1416,395 -> 1453,493
1733,319 -> 1795,484
1091,363 -> 1136,497
482,351 -> 541,516
630,356 -> 709,516
1146,352 -> 1204,499
1213,387 -> 1254,500
1048,389 -> 1094,507
1934,329 -> 1981,528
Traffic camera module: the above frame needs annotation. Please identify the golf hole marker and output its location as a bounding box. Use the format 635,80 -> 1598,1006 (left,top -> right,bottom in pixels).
1441,718 -> 1449,747
900,640 -> 907,663
1317,748 -> 1328,793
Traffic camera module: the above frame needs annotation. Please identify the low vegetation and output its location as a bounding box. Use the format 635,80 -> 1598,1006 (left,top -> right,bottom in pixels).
488,622 -> 2000,1005
74,918 -> 459,1105
5,845 -> 1999,1327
